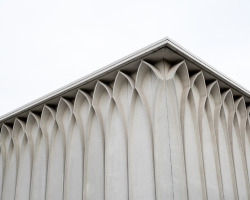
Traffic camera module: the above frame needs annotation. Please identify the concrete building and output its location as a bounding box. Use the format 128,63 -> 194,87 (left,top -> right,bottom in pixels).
0,37 -> 250,200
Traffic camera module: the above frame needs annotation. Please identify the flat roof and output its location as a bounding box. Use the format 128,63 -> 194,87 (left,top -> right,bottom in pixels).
1,37 -> 250,126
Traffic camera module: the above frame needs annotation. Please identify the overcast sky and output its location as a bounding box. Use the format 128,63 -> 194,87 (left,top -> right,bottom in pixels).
0,0 -> 250,116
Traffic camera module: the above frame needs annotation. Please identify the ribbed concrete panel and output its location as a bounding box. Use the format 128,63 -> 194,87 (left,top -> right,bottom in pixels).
1,38 -> 250,200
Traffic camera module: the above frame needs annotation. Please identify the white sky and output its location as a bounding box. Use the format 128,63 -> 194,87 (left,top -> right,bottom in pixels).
0,0 -> 250,116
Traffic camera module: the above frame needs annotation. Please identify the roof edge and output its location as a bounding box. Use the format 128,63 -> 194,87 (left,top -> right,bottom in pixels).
0,37 -> 172,123
166,40 -> 250,98
1,36 -> 250,124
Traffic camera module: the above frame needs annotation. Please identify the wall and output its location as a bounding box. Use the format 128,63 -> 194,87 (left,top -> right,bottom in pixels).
0,59 -> 250,200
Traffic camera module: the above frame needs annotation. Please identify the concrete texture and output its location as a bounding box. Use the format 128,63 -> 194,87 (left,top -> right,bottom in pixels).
0,38 -> 250,200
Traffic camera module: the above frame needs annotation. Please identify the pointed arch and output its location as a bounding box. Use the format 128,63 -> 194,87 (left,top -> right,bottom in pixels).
201,81 -> 223,199
184,72 -> 207,200
14,117 -> 32,200
64,115 -> 83,200
113,71 -> 134,127
41,105 -> 57,149
73,90 -> 92,148
137,60 -> 188,199
232,114 -> 250,199
83,107 -> 105,200
41,105 -> 64,200
128,90 -> 155,200
1,124 -> 17,200
235,97 -> 247,143
12,119 -> 26,159
220,89 -> 238,198
105,99 -> 128,200
189,71 -> 207,116
163,60 -> 191,199
92,81 -> 112,138
218,104 -> 236,199
135,60 -> 163,122
12,118 -> 26,200
56,98 -> 74,153
234,98 -> 250,196
221,90 -> 235,128
26,112 -> 47,200
136,60 -> 163,85
166,61 -> 190,105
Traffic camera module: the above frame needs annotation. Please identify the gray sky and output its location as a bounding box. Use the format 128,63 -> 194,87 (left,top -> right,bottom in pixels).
0,0 -> 250,116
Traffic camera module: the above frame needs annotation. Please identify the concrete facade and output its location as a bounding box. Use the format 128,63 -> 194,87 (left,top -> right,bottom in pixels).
0,37 -> 250,200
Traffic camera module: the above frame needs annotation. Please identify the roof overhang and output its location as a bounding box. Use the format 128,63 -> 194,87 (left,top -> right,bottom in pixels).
1,37 -> 249,126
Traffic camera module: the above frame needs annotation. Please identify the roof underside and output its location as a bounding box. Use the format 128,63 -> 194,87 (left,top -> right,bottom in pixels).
1,37 -> 249,126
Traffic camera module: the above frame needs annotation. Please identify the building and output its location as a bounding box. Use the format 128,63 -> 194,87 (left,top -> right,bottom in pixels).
0,37 -> 250,200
